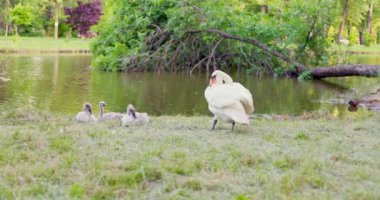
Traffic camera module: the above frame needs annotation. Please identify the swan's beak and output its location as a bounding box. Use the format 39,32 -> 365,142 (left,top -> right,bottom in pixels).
209,78 -> 216,86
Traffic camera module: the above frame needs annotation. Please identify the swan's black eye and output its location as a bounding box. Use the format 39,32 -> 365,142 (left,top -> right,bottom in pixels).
222,80 -> 225,84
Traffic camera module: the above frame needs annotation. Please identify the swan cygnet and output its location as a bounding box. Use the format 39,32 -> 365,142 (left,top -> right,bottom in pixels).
75,103 -> 96,123
121,104 -> 149,127
204,70 -> 254,131
97,101 -> 123,121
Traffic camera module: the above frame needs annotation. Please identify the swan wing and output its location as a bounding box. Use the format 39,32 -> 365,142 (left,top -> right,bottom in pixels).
232,83 -> 254,114
205,84 -> 240,108
205,83 -> 254,114
224,102 -> 250,124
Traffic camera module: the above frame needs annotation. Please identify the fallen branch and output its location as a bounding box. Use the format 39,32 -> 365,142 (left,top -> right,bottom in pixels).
188,29 -> 380,79
188,29 -> 306,71
310,65 -> 380,79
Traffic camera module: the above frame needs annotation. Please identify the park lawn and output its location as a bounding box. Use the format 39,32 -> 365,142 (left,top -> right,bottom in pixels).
348,44 -> 380,54
0,36 -> 92,52
0,108 -> 379,199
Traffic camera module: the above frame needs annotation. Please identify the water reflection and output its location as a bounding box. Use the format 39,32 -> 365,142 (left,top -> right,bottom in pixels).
0,55 -> 379,116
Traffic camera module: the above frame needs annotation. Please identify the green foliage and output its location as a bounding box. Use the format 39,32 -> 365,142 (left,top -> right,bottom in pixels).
298,71 -> 313,81
327,26 -> 336,43
362,32 -> 375,46
92,0 -> 336,72
348,27 -> 359,45
10,4 -> 33,28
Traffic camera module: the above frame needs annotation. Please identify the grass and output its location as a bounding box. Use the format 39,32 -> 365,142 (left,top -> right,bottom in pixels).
348,44 -> 380,53
0,36 -> 92,53
331,44 -> 380,54
0,36 -> 379,54
0,108 -> 380,199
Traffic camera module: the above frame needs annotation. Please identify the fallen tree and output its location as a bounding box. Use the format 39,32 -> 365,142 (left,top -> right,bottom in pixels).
189,29 -> 380,79
308,65 -> 380,79
284,64 -> 380,79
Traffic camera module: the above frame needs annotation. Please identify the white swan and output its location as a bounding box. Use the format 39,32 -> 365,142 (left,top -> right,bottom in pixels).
97,101 -> 123,121
75,103 -> 96,123
121,104 -> 149,127
204,70 -> 254,131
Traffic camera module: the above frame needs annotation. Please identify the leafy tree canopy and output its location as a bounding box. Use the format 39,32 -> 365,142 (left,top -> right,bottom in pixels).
91,0 -> 338,73
10,3 -> 32,27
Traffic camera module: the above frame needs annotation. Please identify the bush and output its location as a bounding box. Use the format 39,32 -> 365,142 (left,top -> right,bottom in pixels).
19,30 -> 45,37
348,27 -> 359,46
362,32 -> 375,47
92,0 -> 335,72
327,26 -> 335,44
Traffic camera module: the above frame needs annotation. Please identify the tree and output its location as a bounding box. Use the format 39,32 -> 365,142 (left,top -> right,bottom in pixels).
64,0 -> 102,37
0,0 -> 19,36
54,0 -> 60,39
10,3 -> 32,36
337,0 -> 349,40
367,0 -> 374,34
92,0 -> 336,73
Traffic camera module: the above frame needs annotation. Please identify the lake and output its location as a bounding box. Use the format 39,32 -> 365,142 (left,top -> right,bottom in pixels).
0,54 -> 379,116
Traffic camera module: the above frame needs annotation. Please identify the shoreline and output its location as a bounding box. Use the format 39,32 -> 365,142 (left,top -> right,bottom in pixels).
348,51 -> 380,55
0,49 -> 379,55
0,48 -> 91,54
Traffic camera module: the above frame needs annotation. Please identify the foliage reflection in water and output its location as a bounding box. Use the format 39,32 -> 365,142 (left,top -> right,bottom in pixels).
0,55 -> 379,116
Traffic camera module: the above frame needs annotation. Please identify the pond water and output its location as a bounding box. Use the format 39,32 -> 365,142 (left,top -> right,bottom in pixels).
0,54 -> 379,116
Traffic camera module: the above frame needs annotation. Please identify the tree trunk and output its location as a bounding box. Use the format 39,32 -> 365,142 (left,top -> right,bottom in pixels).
284,65 -> 380,79
261,5 -> 268,13
337,0 -> 349,40
359,31 -> 363,45
14,25 -> 18,36
54,0 -> 59,39
5,0 -> 10,37
367,0 -> 374,34
311,65 -> 380,79
5,24 -> 9,37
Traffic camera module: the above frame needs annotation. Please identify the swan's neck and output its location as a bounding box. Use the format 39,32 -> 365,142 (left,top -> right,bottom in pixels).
86,107 -> 92,116
99,106 -> 104,118
128,109 -> 137,119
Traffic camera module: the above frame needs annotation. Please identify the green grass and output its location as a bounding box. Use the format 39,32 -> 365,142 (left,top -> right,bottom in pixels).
1,108 -> 380,199
331,44 -> 380,54
0,36 -> 92,52
348,44 -> 380,53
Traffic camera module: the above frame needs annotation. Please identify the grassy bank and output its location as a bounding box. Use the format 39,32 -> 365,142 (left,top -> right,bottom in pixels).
0,36 -> 379,55
0,109 -> 379,199
348,44 -> 380,54
0,36 -> 92,53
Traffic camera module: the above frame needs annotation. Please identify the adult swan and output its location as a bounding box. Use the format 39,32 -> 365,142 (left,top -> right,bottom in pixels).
204,70 -> 254,131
